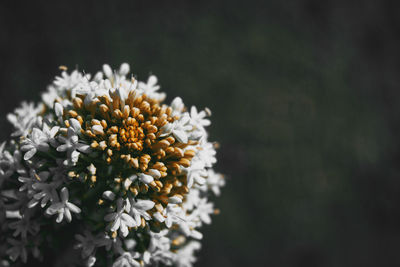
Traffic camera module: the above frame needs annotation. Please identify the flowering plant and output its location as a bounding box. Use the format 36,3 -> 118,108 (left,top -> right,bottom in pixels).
0,64 -> 224,266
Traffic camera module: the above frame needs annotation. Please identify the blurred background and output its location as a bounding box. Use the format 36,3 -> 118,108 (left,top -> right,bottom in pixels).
1,0 -> 400,266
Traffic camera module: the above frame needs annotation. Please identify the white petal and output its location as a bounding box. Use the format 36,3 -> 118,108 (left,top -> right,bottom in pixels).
191,230 -> 203,240
110,217 -> 121,232
165,217 -> 172,228
187,175 -> 194,188
141,212 -> 151,221
103,64 -> 113,78
171,97 -> 183,110
77,144 -> 91,153
54,102 -> 64,117
50,126 -> 60,136
138,173 -> 153,184
180,115 -> 190,125
102,191 -> 116,201
47,202 -> 64,214
94,71 -> 103,81
173,130 -> 188,143
70,119 -> 82,132
5,210 -> 22,219
190,106 -> 198,116
65,208 -> 72,222
121,213 -> 135,227
153,212 -> 165,223
56,212 -> 64,223
124,198 -> 131,212
119,63 -> 130,76
28,199 -> 39,208
21,144 -> 34,151
23,148 -> 37,160
60,187 -> 69,202
87,256 -> 96,267
134,200 -> 155,211
120,223 -> 129,237
67,202 -> 81,214
202,119 -> 211,126
161,122 -> 173,133
57,144 -> 69,152
148,75 -> 158,86
196,176 -> 206,185
180,223 -> 192,236
132,211 -> 141,226
70,150 -> 80,163
123,179 -> 132,190
168,196 -> 182,204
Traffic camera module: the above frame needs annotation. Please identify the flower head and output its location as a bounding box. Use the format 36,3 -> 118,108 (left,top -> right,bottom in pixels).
0,63 -> 224,267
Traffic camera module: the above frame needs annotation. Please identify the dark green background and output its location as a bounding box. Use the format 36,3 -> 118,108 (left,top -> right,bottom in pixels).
1,1 -> 400,266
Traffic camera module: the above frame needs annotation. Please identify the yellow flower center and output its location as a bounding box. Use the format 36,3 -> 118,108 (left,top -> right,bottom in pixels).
59,89 -> 197,204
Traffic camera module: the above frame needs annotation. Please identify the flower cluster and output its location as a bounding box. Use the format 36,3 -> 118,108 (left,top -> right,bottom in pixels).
0,64 -> 224,266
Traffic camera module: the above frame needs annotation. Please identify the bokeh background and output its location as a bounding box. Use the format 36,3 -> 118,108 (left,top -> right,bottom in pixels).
1,0 -> 400,266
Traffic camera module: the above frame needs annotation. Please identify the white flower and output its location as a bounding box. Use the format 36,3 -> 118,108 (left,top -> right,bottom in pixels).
183,160 -> 208,188
173,241 -> 201,267
41,85 -> 59,107
153,203 -> 183,228
21,125 -> 59,160
1,148 -> 25,183
112,252 -> 140,267
0,63 -> 223,266
190,106 -> 211,128
128,197 -> 155,226
138,75 -> 166,101
160,114 -> 193,143
144,230 -> 173,265
57,120 -> 91,165
128,170 -> 161,187
8,215 -> 40,239
178,215 -> 203,240
46,187 -> 81,223
183,189 -> 202,211
196,140 -> 217,168
95,233 -> 123,253
18,171 -> 38,193
155,202 -> 203,240
6,238 -> 28,263
7,102 -> 42,137
204,169 -> 225,196
102,63 -> 132,90
188,106 -> 211,141
104,198 -> 136,237
28,172 -> 61,208
75,231 -> 97,258
189,197 -> 214,225
73,80 -> 101,100
54,70 -> 85,93
170,97 -> 185,117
